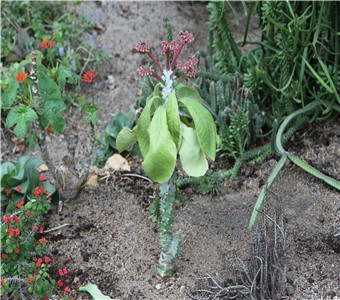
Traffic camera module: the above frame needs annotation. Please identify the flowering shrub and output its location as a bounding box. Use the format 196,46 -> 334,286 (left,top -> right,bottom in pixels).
0,176 -> 73,299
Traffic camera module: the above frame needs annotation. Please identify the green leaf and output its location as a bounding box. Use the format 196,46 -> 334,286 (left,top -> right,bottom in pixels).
165,93 -> 181,148
142,106 -> 177,183
137,95 -> 162,157
82,105 -> 98,125
57,64 -> 78,88
116,126 -> 138,152
38,66 -> 66,133
287,153 -> 340,190
179,122 -> 208,177
248,154 -> 287,229
5,105 -> 38,139
79,283 -> 116,300
175,85 -> 202,104
2,81 -> 19,108
178,97 -> 216,161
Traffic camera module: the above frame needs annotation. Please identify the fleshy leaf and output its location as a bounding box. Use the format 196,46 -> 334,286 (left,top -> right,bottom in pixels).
137,95 -> 162,157
5,105 -> 38,139
116,126 -> 138,152
178,97 -> 216,161
142,106 -> 177,183
175,85 -> 202,104
79,283 -> 116,300
179,122 -> 208,176
165,93 -> 181,148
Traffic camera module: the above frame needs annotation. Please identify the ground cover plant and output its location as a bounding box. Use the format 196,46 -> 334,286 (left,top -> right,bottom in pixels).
1,1 -> 111,298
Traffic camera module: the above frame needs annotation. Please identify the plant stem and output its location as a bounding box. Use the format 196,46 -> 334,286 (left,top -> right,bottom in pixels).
157,173 -> 182,277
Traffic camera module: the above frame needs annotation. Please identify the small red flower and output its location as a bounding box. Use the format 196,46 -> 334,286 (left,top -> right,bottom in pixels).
3,216 -> 9,224
65,257 -> 71,263
58,268 -> 68,276
26,210 -> 31,217
14,215 -> 20,223
45,257 -> 51,264
39,237 -> 46,244
39,174 -> 47,182
57,279 -> 63,287
16,186 -> 23,193
39,38 -> 55,49
39,226 -> 44,233
2,254 -> 6,259
15,228 -> 20,236
5,189 -> 11,195
27,278 -> 33,284
34,187 -> 41,197
8,226 -> 15,237
0,279 -> 4,285
36,258 -> 43,267
64,286 -> 71,295
81,70 -> 97,83
15,72 -> 27,83
17,200 -> 24,209
15,246 -> 20,254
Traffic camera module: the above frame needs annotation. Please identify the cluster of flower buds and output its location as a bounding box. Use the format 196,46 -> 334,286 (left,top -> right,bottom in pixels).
135,31 -> 198,88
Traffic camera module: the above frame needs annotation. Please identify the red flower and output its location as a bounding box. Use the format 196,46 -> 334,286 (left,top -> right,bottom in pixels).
39,38 -> 55,49
27,278 -> 33,284
16,186 -> 23,193
3,216 -> 9,224
36,258 -> 43,267
58,268 -> 68,276
39,174 -> 46,182
5,189 -> 11,195
81,70 -> 97,83
39,226 -> 44,233
45,257 -> 51,264
15,72 -> 27,83
17,200 -> 24,209
14,215 -> 20,223
26,210 -> 31,217
15,228 -> 20,236
8,226 -> 15,237
0,279 -> 4,285
15,246 -> 20,254
2,254 -> 6,259
34,187 -> 41,197
57,279 -> 63,287
39,237 -> 46,244
64,286 -> 71,295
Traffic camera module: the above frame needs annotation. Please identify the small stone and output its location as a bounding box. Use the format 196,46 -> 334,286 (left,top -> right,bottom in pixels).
155,284 -> 162,290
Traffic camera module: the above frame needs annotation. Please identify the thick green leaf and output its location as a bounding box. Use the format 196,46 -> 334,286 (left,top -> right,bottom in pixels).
179,122 -> 208,177
142,106 -> 177,183
178,97 -> 216,161
116,126 -> 138,152
5,105 -> 38,139
79,283 -> 116,300
165,93 -> 181,148
2,81 -> 19,108
175,85 -> 202,104
137,95 -> 162,157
